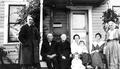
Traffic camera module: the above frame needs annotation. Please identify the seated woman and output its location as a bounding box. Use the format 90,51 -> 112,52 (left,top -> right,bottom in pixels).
91,33 -> 106,69
71,34 -> 88,69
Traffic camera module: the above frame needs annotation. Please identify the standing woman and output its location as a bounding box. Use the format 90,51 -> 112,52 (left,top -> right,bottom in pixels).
91,33 -> 105,69
105,21 -> 120,69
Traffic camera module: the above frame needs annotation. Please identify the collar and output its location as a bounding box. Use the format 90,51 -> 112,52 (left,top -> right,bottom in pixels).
27,23 -> 31,27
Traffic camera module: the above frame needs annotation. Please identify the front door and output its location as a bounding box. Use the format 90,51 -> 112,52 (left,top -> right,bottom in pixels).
70,10 -> 89,48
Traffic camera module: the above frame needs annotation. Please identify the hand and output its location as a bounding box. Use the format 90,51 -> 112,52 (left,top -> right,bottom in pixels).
91,51 -> 95,54
47,54 -> 56,59
95,50 -> 99,52
70,54 -> 73,57
62,56 -> 66,59
52,54 -> 56,58
47,55 -> 50,58
47,55 -> 53,59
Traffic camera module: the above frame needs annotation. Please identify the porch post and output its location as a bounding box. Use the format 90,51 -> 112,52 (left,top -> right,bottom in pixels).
50,8 -> 54,33
40,0 -> 43,60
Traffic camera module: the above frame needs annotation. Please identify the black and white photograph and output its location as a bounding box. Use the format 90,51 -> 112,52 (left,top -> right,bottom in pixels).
0,0 -> 120,69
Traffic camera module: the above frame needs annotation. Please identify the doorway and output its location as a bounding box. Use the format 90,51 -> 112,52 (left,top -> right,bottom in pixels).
70,10 -> 89,49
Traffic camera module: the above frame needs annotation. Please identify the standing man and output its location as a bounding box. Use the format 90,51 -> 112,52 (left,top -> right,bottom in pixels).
41,33 -> 59,69
58,34 -> 71,69
18,15 -> 40,69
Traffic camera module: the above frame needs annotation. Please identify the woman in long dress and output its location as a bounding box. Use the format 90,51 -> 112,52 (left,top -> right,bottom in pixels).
91,33 -> 105,69
105,21 -> 120,69
71,34 -> 88,69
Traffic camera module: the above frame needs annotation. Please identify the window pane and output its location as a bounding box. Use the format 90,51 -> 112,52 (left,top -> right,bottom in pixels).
8,5 -> 25,42
72,13 -> 86,29
9,5 -> 25,23
9,24 -> 22,42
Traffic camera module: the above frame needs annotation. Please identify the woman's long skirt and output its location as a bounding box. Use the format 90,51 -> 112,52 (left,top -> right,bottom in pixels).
91,52 -> 104,68
105,40 -> 120,69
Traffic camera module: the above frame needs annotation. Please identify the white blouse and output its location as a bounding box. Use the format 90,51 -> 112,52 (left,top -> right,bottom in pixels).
92,41 -> 105,47
108,29 -> 116,39
71,40 -> 88,54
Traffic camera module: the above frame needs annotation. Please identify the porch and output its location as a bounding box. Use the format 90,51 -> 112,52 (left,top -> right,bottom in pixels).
42,0 -> 107,53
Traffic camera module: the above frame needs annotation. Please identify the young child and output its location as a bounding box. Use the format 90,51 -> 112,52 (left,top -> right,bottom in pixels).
79,41 -> 92,68
79,40 -> 88,53
71,53 -> 85,69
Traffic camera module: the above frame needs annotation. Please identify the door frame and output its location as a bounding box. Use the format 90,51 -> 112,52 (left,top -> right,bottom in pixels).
66,6 -> 93,53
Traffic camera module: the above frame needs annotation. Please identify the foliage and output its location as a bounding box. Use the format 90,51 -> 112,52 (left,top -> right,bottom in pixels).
18,0 -> 47,29
102,9 -> 119,32
102,9 -> 119,24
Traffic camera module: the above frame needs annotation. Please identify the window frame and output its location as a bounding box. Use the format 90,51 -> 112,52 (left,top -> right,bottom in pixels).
4,2 -> 28,44
8,5 -> 26,42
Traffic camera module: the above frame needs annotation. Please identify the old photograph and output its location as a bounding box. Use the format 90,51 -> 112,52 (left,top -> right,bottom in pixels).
0,0 -> 120,69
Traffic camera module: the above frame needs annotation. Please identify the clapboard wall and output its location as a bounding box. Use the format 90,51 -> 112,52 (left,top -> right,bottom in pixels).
92,4 -> 108,41
0,0 -> 26,64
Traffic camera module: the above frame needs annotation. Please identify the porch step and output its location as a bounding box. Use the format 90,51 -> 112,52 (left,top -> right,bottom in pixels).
0,64 -> 20,69
0,64 -> 48,69
0,61 -> 48,69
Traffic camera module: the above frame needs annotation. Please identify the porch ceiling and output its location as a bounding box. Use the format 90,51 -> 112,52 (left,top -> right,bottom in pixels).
44,0 -> 107,8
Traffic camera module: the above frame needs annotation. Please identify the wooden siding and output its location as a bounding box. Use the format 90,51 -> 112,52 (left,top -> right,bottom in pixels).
0,1 -> 4,43
53,10 -> 68,34
92,4 -> 108,41
0,0 -> 25,64
43,9 -> 68,36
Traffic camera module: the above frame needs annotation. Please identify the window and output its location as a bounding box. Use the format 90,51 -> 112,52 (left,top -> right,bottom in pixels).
112,6 -> 120,16
8,5 -> 25,42
4,2 -> 28,43
72,13 -> 86,30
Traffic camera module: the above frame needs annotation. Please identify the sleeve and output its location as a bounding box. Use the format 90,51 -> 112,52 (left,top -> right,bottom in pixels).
55,42 -> 59,55
116,29 -> 120,43
18,26 -> 26,45
71,43 -> 76,54
57,42 -> 62,56
35,28 -> 41,43
67,42 -> 71,55
91,44 -> 95,51
41,43 -> 47,58
91,44 -> 96,54
64,41 -> 71,57
106,31 -> 110,41
83,45 -> 88,53
99,42 -> 105,53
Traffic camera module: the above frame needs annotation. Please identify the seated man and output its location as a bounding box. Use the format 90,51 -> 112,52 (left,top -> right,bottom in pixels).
41,33 -> 59,69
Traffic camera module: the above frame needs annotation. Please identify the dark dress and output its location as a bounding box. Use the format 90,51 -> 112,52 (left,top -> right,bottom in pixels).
91,41 -> 105,68
58,40 -> 71,69
18,24 -> 40,65
41,40 -> 59,69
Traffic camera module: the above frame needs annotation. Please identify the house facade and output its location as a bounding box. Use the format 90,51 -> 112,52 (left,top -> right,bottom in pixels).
0,0 -> 120,64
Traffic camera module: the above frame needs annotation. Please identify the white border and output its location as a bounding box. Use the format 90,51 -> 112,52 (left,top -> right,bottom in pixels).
66,6 -> 93,53
4,1 -> 28,44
